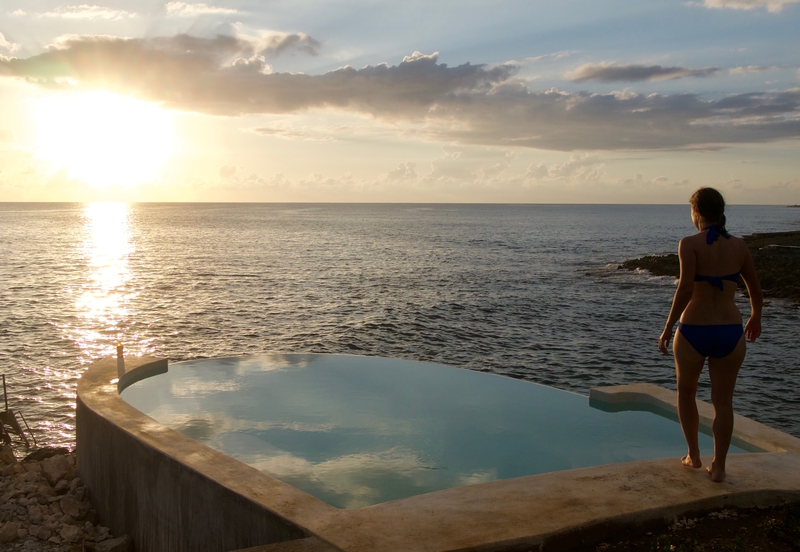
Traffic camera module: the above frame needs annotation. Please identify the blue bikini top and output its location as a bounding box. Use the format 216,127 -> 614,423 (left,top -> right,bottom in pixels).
694,225 -> 740,290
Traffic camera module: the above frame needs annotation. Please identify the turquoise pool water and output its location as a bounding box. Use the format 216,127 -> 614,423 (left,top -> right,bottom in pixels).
120,354 -> 747,509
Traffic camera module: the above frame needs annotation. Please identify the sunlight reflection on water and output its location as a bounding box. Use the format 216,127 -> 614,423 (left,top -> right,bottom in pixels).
65,202 -> 134,361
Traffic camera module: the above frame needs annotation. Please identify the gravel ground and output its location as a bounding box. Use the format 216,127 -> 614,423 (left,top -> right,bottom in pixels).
0,446 -> 129,552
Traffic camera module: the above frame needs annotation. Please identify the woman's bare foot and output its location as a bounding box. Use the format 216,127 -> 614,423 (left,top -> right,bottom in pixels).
681,453 -> 702,468
707,462 -> 725,482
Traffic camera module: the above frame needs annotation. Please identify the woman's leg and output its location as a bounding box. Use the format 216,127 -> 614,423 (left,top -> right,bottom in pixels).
707,336 -> 745,482
673,329 -> 706,468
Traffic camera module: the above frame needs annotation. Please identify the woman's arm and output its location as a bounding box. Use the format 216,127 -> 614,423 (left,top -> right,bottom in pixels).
740,245 -> 763,342
659,238 -> 695,354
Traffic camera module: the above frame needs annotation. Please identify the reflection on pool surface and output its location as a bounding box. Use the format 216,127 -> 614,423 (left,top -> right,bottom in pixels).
120,354 -> 746,509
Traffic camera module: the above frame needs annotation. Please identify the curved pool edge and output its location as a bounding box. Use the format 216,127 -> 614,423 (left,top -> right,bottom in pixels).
77,356 -> 343,552
589,383 -> 800,455
78,356 -> 800,552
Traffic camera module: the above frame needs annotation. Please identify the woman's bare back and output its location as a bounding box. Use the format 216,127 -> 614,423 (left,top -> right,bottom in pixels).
680,230 -> 751,325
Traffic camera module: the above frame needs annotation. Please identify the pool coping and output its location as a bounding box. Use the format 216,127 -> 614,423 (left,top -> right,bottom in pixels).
77,356 -> 800,552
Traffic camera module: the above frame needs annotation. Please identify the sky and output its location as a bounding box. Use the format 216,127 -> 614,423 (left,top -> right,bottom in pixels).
0,0 -> 799,203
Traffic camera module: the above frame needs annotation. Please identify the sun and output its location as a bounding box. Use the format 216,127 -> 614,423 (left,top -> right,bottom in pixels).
34,91 -> 177,188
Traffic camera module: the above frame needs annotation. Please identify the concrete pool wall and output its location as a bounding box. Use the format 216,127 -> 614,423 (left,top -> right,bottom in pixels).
77,356 -> 800,552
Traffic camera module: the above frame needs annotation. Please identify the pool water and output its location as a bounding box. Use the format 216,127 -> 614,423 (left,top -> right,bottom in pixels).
120,354 -> 747,509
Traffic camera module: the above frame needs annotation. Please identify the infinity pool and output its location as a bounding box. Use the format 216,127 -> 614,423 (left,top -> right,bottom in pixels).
120,354 -> 745,509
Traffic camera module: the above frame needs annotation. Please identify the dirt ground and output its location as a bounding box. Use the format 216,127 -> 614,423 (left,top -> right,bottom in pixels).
587,501 -> 800,552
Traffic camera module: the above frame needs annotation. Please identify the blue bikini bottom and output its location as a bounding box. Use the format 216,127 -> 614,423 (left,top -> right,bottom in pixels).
678,323 -> 744,358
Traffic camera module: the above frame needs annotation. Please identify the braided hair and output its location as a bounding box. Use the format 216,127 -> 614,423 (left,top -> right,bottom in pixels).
690,187 -> 727,233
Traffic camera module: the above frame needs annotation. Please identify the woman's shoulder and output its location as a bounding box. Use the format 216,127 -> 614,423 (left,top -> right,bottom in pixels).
679,232 -> 704,246
726,233 -> 748,249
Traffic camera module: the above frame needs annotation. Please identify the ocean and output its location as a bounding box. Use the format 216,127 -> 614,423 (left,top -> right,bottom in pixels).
1,202 -> 798,449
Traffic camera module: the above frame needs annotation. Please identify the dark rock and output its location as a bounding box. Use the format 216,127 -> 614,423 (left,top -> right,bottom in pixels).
60,496 -> 83,519
22,447 -> 71,463
0,445 -> 17,466
54,479 -> 70,494
23,461 -> 43,475
32,526 -> 51,540
41,454 -> 71,485
60,523 -> 82,544
86,509 -> 100,525
620,230 -> 800,305
2,463 -> 23,476
0,520 -> 19,543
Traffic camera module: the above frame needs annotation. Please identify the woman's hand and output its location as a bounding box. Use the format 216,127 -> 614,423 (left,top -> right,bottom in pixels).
658,326 -> 673,355
745,317 -> 762,342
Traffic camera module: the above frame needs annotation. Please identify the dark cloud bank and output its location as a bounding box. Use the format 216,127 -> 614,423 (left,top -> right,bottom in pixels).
2,35 -> 799,151
566,62 -> 719,82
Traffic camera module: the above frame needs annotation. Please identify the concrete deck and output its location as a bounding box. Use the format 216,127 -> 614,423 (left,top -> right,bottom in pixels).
77,357 -> 800,552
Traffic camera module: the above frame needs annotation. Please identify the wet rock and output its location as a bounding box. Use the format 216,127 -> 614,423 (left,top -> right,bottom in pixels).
0,520 -> 20,543
95,534 -> 131,552
41,455 -> 71,485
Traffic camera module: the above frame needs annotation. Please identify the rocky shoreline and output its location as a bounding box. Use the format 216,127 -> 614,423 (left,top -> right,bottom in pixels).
619,230 -> 800,305
1,446 -> 129,552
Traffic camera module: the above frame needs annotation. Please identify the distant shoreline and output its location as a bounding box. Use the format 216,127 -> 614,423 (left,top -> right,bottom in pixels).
619,230 -> 800,305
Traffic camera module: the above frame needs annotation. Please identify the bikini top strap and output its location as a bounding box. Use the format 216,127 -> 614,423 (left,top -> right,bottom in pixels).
703,225 -> 730,244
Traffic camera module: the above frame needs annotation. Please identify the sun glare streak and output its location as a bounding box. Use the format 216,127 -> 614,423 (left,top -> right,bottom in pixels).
34,91 -> 176,188
66,202 -> 138,362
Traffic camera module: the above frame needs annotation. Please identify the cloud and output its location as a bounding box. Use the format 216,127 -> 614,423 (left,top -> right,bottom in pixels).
165,2 -> 240,16
259,33 -> 320,57
218,165 -> 238,178
9,9 -> 26,16
387,162 -> 418,181
505,51 -> 578,66
0,32 -> 21,53
427,85 -> 800,151
252,126 -> 334,140
0,128 -> 15,143
566,62 -> 719,82
231,25 -> 321,57
728,65 -> 781,75
0,37 -> 510,116
698,0 -> 800,12
38,5 -> 138,20
2,34 -> 800,152
525,154 -> 605,182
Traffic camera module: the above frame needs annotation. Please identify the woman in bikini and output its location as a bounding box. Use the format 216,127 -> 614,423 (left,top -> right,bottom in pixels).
658,187 -> 762,483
